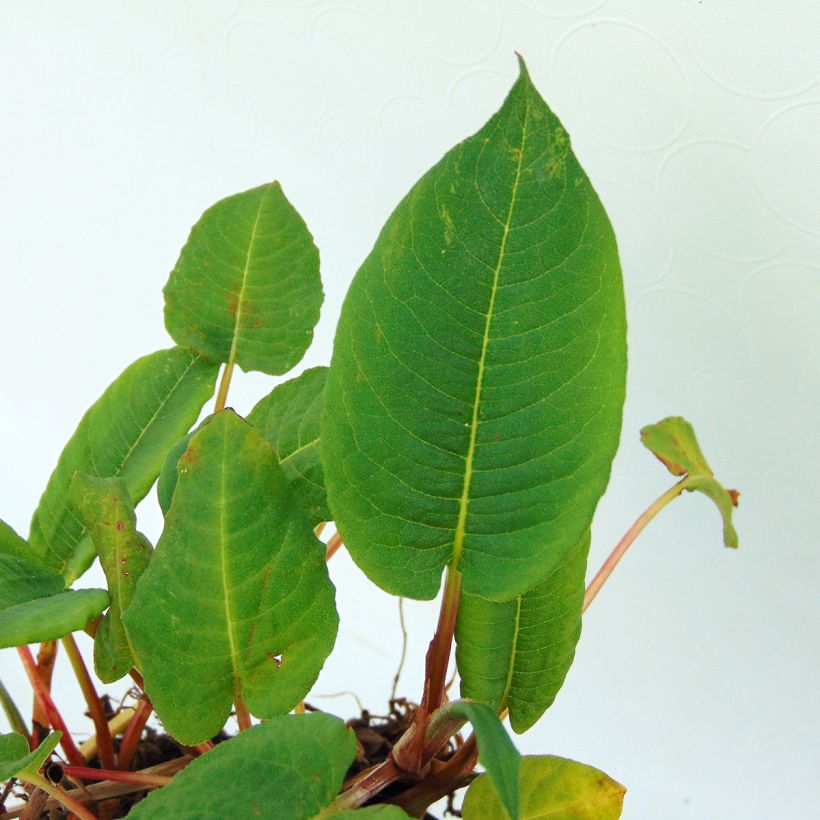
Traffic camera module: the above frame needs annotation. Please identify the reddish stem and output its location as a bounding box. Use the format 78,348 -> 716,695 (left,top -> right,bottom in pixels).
325,531 -> 344,561
234,693 -> 252,732
117,696 -> 153,771
30,641 -> 58,746
62,765 -> 172,788
16,646 -> 85,768
60,635 -> 116,770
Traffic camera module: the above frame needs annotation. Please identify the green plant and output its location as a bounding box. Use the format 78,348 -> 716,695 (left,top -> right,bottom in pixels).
0,57 -> 738,819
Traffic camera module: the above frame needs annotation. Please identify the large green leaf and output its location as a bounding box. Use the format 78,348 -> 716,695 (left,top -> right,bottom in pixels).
124,410 -> 339,744
462,755 -> 625,819
70,475 -> 152,683
456,532 -> 588,733
322,57 -> 626,601
29,347 -> 218,583
641,416 -> 739,548
163,182 -> 323,376
247,366 -> 329,525
127,713 -> 362,819
0,559 -> 107,647
0,519 -> 34,562
0,731 -> 61,782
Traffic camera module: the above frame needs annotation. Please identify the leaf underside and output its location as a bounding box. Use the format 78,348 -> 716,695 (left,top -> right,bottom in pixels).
247,366 -> 330,525
127,713 -> 360,819
28,347 -> 218,583
462,754 -> 625,819
124,410 -> 338,745
322,57 -> 626,601
71,475 -> 152,683
456,531 -> 588,733
163,182 -> 323,376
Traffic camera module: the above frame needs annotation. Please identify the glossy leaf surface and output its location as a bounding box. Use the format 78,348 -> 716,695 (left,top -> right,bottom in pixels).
71,475 -> 152,683
164,182 -> 323,375
322,58 -> 626,601
29,347 -> 218,582
128,714 -> 365,819
124,410 -> 338,744
0,731 -> 61,781
463,754 -> 625,819
247,366 -> 329,525
456,532 -> 588,733
641,416 -> 739,548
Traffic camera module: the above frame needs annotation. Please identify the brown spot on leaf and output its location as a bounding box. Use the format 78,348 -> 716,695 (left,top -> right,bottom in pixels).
227,291 -> 239,316
116,520 -> 125,531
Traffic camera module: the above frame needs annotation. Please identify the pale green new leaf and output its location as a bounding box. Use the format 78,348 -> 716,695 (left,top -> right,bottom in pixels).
29,347 -> 218,583
163,182 -> 323,376
641,416 -> 739,548
70,475 -> 152,683
0,731 -> 61,782
247,366 -> 329,525
463,755 -> 625,819
124,410 -> 338,744
127,713 -> 357,819
456,531 -> 588,733
0,554 -> 108,647
322,57 -> 626,601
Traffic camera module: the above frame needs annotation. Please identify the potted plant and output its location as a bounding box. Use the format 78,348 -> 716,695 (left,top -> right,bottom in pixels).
0,56 -> 737,819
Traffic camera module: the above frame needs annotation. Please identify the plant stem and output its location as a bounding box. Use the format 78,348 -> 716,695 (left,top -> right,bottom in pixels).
78,706 -> 138,762
30,642 -> 57,746
390,598 -> 408,704
0,678 -> 29,739
234,693 -> 252,731
330,758 -> 403,811
60,635 -> 116,770
117,697 -> 153,771
61,765 -> 172,788
213,361 -> 235,412
583,477 -> 690,613
423,566 -> 462,715
23,773 -> 95,820
324,531 -> 343,561
16,646 -> 84,767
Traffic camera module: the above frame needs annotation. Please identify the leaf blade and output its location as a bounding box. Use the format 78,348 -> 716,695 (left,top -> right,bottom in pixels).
163,182 -> 323,375
28,347 -> 218,582
0,731 -> 61,782
322,58 -> 626,601
124,410 -> 338,744
462,755 -> 625,819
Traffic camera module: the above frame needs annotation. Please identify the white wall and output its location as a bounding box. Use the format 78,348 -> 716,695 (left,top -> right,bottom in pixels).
1,2 -> 818,818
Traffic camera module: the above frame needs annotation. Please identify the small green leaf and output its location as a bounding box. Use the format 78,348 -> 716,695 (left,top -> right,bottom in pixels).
462,755 -> 625,819
70,475 -> 152,683
456,531 -> 588,733
156,416 -> 213,516
0,554 -> 108,647
322,56 -> 626,602
247,366 -> 329,525
127,713 -> 356,819
330,809 -> 410,818
641,416 -> 739,548
0,519 -> 34,562
124,410 -> 339,744
164,182 -> 323,376
0,731 -> 61,782
29,347 -> 219,583
443,701 -> 520,820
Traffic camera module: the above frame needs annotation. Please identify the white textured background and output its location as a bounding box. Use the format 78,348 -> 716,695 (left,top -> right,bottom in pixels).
1,2 -> 819,818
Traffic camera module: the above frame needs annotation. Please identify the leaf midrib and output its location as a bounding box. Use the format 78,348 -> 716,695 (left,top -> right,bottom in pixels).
225,187 -> 270,370
218,429 -> 241,697
451,99 -> 530,574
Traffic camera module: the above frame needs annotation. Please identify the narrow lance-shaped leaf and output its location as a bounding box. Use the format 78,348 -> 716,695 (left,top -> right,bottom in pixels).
0,731 -> 61,782
70,475 -> 152,683
29,347 -> 218,583
456,531 -> 588,734
641,416 -> 739,548
124,410 -> 339,745
164,182 -> 323,376
247,366 -> 330,525
126,713 -> 408,819
462,755 -> 625,820
0,554 -> 108,648
322,57 -> 627,601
